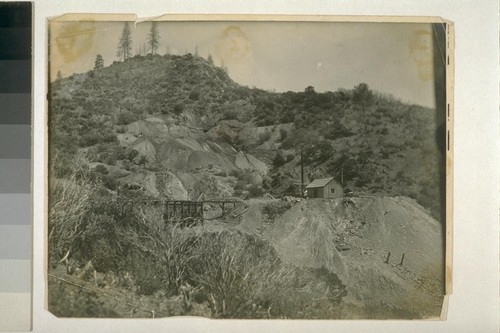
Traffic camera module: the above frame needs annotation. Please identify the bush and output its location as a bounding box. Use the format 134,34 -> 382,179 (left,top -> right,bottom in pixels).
247,184 -> 264,198
173,103 -> 184,115
223,109 -> 238,120
48,174 -> 95,267
215,170 -> 227,177
48,278 -> 119,318
94,164 -> 108,174
189,90 -> 200,101
122,207 -> 200,296
262,201 -> 292,220
229,169 -> 242,178
127,149 -> 138,161
187,231 -> 346,318
79,132 -> 101,147
279,128 -> 288,141
273,151 -> 286,168
116,112 -> 138,125
258,131 -> 272,143
191,174 -> 221,200
100,174 -> 117,190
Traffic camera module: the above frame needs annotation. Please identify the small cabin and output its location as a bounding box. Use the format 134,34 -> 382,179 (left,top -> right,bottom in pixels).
305,177 -> 343,199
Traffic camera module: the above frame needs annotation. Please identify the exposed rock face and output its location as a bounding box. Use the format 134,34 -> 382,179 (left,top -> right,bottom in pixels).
117,133 -> 138,147
127,119 -> 168,138
234,152 -> 269,176
157,139 -> 236,172
131,140 -> 157,163
158,171 -> 189,200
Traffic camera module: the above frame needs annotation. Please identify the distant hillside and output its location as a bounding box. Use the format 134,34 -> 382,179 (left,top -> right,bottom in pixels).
48,53 -> 444,219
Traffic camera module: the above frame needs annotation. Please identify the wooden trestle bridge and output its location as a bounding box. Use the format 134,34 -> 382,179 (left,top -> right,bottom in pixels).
140,199 -> 240,224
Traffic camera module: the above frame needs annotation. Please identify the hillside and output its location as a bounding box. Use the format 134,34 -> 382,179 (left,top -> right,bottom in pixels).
47,53 -> 445,319
49,53 -> 444,219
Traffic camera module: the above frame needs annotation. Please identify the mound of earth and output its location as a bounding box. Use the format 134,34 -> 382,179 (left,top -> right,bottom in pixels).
264,196 -> 444,318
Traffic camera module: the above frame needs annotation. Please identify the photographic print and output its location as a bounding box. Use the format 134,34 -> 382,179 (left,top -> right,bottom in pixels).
47,15 -> 451,319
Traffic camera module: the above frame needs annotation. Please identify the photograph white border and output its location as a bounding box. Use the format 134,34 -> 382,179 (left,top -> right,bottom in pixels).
31,1 -> 499,333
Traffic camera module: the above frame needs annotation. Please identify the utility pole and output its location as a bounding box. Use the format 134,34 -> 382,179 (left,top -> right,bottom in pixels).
300,152 -> 304,197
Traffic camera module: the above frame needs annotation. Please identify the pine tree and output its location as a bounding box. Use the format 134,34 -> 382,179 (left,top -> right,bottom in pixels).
207,54 -> 214,65
56,70 -> 63,81
94,54 -> 104,70
117,22 -> 133,61
147,22 -> 160,55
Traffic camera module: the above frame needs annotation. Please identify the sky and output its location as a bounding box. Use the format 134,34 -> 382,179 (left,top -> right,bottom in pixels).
49,20 -> 436,107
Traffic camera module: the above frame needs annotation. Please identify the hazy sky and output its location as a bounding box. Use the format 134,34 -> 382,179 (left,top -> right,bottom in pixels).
49,20 -> 435,107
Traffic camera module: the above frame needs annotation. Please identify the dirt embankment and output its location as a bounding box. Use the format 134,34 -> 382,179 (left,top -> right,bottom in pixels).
261,196 -> 444,318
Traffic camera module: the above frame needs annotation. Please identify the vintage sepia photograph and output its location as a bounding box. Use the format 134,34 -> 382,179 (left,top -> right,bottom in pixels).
47,16 -> 450,319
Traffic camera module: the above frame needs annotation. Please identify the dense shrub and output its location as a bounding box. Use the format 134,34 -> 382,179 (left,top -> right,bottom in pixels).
48,278 -> 119,318
173,103 -> 184,115
279,128 -> 288,141
262,201 -> 292,220
258,131 -> 272,143
116,112 -> 139,125
247,184 -> 264,198
273,151 -> 286,167
94,164 -> 108,174
48,174 -> 95,267
122,207 -> 200,296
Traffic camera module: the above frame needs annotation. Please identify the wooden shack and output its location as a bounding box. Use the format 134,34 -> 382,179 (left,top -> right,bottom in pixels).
305,177 -> 343,199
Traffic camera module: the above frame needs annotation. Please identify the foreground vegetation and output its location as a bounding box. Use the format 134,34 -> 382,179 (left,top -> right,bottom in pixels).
48,169 -> 347,318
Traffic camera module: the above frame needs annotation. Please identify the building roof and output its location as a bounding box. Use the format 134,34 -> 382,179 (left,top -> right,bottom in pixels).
305,177 -> 335,189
